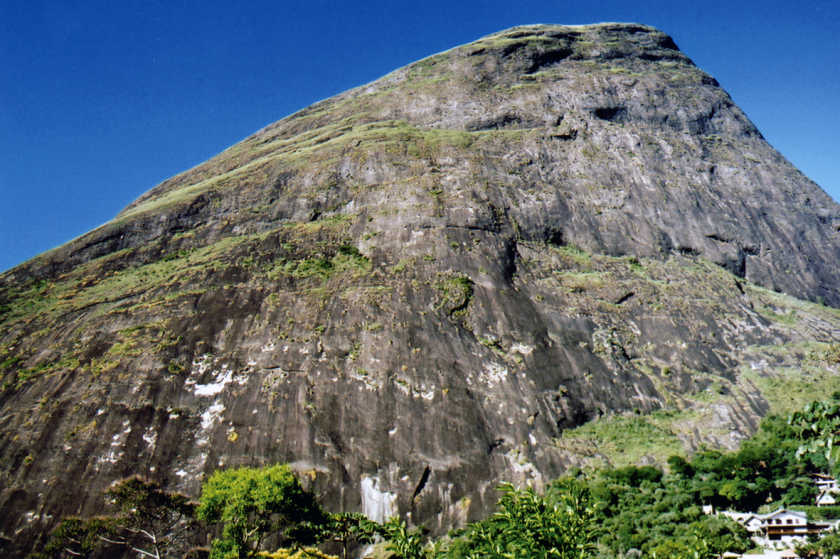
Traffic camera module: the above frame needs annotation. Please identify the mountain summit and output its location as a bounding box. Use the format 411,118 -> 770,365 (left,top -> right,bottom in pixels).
2,23 -> 840,555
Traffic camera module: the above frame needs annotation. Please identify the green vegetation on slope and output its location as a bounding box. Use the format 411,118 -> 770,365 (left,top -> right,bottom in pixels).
556,410 -> 687,469
41,399 -> 840,559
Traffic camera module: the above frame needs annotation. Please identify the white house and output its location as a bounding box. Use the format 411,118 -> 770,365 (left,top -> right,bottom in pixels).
720,511 -> 764,534
817,489 -> 837,506
722,507 -> 838,545
813,474 -> 840,493
761,509 -> 810,542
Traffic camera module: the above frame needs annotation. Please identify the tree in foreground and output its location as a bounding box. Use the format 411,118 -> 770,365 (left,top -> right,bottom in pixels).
650,531 -> 715,559
794,532 -> 840,559
257,548 -> 338,559
44,476 -> 197,559
447,478 -> 600,559
43,516 -> 112,558
321,512 -> 383,559
102,475 -> 199,558
380,516 -> 436,559
197,463 -> 327,559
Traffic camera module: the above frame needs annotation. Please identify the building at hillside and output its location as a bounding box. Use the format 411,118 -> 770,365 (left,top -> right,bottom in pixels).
816,489 -> 837,506
721,508 -> 839,546
762,509 -> 812,542
719,511 -> 764,535
813,474 -> 840,493
813,474 -> 840,506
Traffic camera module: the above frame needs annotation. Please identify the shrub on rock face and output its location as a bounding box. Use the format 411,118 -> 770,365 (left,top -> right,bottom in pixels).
197,463 -> 327,559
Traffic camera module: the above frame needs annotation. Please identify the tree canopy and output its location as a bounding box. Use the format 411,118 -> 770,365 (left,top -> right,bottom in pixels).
44,476 -> 197,559
196,463 -> 326,559
446,478 -> 600,559
789,398 -> 840,462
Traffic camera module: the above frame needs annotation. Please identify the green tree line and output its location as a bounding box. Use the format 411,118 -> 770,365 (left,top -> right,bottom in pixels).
32,398 -> 840,559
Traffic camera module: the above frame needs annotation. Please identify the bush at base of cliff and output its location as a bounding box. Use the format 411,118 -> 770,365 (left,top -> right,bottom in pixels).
445,478 -> 600,559
258,548 -> 338,559
42,477 -> 199,559
197,463 -> 327,559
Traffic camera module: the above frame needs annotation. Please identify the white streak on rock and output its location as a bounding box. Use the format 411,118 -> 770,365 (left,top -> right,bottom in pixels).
201,402 -> 225,431
142,427 -> 157,448
195,370 -> 233,397
511,343 -> 534,355
361,475 -> 397,524
480,363 -> 508,387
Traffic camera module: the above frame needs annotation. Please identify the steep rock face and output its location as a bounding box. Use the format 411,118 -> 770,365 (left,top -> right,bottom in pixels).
2,23 -> 840,555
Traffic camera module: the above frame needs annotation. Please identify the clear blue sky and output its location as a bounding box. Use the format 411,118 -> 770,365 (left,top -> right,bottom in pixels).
1,0 -> 838,273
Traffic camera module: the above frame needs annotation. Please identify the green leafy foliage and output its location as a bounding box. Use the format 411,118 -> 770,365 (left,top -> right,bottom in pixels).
44,476 -> 198,559
321,512 -> 383,559
574,413 -> 836,557
689,414 -> 823,510
381,516 -> 434,559
103,476 -> 198,558
447,478 -> 600,559
257,548 -> 337,559
789,398 -> 840,462
37,421 -> 840,559
794,531 -> 840,559
44,517 -> 112,558
649,533 -> 715,559
197,464 -> 327,559
585,466 -> 752,557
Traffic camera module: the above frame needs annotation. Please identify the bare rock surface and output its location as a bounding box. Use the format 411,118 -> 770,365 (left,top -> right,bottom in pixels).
2,23 -> 840,556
